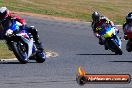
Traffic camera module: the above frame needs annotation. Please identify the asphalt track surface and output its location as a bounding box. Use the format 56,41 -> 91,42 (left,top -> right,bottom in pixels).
0,15 -> 132,88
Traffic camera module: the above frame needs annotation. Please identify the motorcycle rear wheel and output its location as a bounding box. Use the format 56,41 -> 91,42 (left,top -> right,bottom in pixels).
35,51 -> 46,63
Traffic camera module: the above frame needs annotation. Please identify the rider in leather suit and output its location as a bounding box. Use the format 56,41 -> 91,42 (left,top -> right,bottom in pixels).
0,7 -> 44,52
91,11 -> 119,50
123,12 -> 132,52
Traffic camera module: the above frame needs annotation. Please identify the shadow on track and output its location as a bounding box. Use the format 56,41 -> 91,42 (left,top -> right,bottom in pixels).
0,61 -> 36,64
109,61 -> 132,63
76,53 -> 116,55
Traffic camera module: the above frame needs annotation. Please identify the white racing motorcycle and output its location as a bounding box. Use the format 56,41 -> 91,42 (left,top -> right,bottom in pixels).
4,20 -> 46,64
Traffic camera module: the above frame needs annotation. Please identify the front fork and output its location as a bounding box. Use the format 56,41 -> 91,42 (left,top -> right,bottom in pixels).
113,35 -> 122,49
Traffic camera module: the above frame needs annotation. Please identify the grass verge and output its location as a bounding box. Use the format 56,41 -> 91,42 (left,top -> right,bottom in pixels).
0,41 -> 15,59
0,0 -> 131,24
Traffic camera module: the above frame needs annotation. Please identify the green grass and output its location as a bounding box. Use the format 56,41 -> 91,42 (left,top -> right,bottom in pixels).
1,0 -> 131,24
0,41 -> 15,59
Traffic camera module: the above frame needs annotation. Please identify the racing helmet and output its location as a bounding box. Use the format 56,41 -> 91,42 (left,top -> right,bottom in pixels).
126,12 -> 132,25
0,7 -> 9,22
92,11 -> 100,23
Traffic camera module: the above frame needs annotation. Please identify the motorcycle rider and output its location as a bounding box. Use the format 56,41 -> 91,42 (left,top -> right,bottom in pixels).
0,7 -> 45,54
91,11 -> 119,50
123,12 -> 132,52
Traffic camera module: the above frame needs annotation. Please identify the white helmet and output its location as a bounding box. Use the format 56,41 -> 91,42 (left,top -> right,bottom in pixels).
0,7 -> 9,22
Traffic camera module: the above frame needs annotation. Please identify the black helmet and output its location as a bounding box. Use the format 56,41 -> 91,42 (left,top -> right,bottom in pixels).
92,12 -> 100,23
126,12 -> 132,24
0,7 -> 9,22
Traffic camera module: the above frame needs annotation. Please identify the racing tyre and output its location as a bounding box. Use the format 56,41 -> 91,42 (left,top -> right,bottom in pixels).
10,42 -> 28,64
108,40 -> 122,55
35,51 -> 46,63
112,41 -> 122,55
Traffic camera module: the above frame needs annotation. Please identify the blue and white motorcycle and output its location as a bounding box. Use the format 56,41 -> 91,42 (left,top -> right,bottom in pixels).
97,23 -> 122,55
4,20 -> 46,64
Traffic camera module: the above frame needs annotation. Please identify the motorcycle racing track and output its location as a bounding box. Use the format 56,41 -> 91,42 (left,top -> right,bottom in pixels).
0,15 -> 132,88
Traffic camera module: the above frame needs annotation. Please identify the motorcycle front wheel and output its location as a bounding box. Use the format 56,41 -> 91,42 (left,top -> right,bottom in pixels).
106,39 -> 122,55
10,41 -> 28,64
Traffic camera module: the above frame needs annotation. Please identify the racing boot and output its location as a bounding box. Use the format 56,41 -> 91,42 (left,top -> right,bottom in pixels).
33,34 -> 44,52
27,26 -> 44,52
35,40 -> 44,52
33,35 -> 46,62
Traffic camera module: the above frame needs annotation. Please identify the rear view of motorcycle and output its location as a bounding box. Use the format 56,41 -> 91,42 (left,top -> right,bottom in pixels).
4,20 -> 46,64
